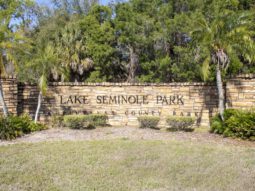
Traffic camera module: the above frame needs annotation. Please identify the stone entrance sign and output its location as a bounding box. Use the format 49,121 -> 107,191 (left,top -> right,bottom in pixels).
1,74 -> 255,127
21,83 -> 219,127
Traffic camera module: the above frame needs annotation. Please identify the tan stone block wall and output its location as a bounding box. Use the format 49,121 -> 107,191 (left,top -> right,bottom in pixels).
0,77 -> 18,115
17,82 -> 219,127
226,74 -> 255,110
1,75 -> 254,128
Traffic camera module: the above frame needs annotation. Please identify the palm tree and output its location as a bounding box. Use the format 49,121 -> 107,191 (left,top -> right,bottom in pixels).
0,63 -> 9,117
0,30 -> 31,116
29,45 -> 59,123
0,1 -> 32,117
54,23 -> 93,82
190,7 -> 255,121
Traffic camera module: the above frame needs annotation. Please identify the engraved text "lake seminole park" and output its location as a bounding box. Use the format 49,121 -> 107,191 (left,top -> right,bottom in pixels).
60,95 -> 184,105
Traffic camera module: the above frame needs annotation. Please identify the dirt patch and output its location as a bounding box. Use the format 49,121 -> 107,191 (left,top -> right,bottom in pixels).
1,127 -> 254,147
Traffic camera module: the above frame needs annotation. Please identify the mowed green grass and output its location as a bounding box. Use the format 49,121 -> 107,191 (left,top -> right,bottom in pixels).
0,140 -> 254,191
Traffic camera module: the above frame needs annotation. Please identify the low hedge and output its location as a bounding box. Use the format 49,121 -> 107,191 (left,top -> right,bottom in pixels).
166,116 -> 195,131
0,115 -> 47,140
63,114 -> 108,129
137,116 -> 160,129
88,114 -> 108,127
51,115 -> 64,128
211,109 -> 255,140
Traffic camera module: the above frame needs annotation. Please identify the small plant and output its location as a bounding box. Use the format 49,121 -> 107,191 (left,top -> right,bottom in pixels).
0,114 -> 47,140
166,116 -> 195,131
63,114 -> 108,129
137,116 -> 160,129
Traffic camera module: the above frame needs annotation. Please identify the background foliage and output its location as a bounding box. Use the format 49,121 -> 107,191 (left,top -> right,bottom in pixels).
5,0 -> 253,83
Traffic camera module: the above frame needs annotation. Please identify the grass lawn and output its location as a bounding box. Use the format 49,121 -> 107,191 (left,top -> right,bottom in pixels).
0,139 -> 254,191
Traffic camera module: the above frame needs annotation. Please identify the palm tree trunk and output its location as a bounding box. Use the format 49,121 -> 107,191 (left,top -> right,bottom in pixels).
216,64 -> 225,121
0,80 -> 8,117
127,46 -> 139,83
34,91 -> 42,123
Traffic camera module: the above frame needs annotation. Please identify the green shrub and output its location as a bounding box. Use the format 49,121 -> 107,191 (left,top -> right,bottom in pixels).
0,116 -> 23,140
0,114 -> 47,140
210,115 -> 224,134
15,114 -> 46,133
223,109 -> 240,121
166,116 -> 196,131
63,115 -> 87,129
210,109 -> 255,140
137,116 -> 160,129
87,114 -> 108,127
63,114 -> 108,129
51,115 -> 64,127
28,122 -> 47,132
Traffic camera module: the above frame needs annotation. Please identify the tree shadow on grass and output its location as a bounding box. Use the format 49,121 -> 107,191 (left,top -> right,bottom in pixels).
166,127 -> 195,132
139,127 -> 161,130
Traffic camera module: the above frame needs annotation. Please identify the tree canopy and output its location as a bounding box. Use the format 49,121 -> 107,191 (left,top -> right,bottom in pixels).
1,0 -> 254,83
1,0 -> 255,121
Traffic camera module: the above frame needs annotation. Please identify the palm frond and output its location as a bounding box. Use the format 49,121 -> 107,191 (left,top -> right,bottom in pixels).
39,74 -> 48,96
0,55 -> 6,77
200,56 -> 211,82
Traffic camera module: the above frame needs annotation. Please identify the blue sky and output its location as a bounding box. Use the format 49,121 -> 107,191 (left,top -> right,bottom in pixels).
36,0 -> 112,6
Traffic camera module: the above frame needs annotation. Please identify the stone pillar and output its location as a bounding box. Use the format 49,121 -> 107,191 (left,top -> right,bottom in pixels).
0,76 -> 18,115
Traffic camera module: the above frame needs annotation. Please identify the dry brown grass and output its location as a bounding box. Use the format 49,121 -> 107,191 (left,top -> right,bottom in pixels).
0,139 -> 254,191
